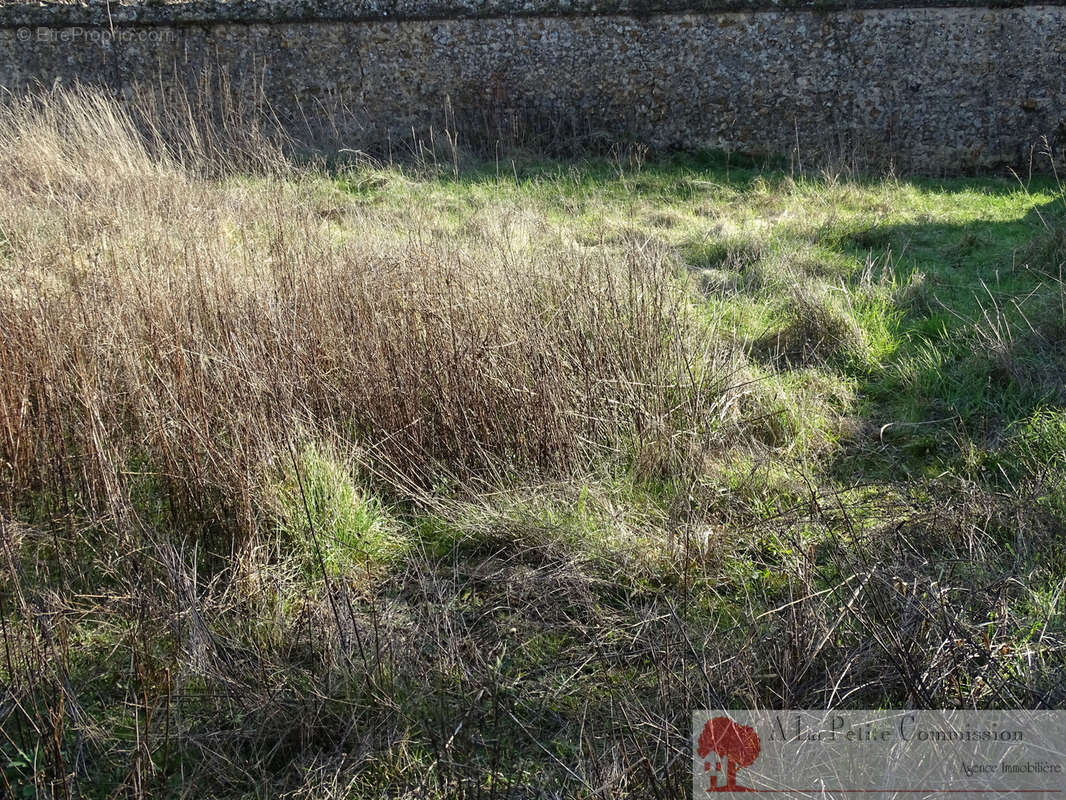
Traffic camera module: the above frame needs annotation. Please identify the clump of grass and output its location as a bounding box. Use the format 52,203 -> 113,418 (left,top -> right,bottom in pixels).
966,272 -> 1066,410
1021,169 -> 1066,273
0,88 -> 753,535
683,236 -> 766,274
991,408 -> 1066,515
273,443 -> 404,576
753,284 -> 871,367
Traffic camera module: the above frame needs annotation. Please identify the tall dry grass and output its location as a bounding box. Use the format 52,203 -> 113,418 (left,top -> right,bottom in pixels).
0,88 -> 748,535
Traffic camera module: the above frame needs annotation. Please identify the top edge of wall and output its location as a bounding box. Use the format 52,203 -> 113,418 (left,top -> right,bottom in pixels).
1,0 -> 1063,28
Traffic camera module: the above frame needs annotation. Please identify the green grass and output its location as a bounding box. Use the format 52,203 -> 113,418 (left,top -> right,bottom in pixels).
273,443 -> 406,576
4,135 -> 1065,798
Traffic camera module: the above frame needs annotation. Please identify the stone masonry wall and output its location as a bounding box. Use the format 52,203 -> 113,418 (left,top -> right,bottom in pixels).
0,1 -> 1064,171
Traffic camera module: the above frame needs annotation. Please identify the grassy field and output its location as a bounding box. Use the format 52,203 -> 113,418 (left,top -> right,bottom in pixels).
0,91 -> 1064,799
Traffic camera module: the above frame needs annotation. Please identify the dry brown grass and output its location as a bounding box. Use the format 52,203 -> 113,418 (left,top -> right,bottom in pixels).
0,88 -> 750,526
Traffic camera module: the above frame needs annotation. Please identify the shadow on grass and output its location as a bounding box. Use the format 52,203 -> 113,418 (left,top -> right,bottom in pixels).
828,193 -> 1066,483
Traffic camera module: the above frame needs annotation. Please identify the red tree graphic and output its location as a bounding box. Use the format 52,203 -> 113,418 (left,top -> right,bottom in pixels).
697,716 -> 761,792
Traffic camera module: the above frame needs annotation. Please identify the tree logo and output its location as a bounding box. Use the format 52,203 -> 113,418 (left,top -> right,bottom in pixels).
697,716 -> 761,792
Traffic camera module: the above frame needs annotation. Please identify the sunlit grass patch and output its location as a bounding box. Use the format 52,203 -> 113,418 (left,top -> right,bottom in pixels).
273,443 -> 405,577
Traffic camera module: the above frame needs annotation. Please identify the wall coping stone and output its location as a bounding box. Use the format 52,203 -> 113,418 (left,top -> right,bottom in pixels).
1,0 -> 1063,29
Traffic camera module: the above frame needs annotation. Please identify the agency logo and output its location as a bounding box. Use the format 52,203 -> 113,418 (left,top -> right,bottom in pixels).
694,711 -> 1066,798
697,715 -> 761,792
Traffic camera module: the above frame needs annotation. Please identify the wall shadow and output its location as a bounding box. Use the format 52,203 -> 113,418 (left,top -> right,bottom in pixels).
826,191 -> 1066,483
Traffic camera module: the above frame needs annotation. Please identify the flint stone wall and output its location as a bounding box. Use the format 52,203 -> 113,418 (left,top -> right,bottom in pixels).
1,0 -> 1064,171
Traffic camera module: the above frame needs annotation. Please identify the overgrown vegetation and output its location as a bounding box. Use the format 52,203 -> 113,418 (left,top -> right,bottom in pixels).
0,88 -> 1063,799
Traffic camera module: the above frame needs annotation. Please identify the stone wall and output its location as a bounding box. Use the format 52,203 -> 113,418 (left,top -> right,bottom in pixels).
1,0 -> 1064,172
